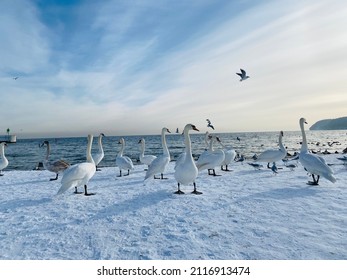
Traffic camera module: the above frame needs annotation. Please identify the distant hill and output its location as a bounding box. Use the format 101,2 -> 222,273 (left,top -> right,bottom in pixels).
310,117 -> 347,130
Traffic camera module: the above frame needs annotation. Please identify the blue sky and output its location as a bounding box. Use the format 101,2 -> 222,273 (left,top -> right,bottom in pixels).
1,0 -> 347,138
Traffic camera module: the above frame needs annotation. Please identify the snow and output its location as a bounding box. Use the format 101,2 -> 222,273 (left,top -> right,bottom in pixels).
0,155 -> 346,260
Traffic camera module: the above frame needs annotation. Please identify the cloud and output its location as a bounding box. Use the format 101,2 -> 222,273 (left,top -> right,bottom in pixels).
1,0 -> 347,138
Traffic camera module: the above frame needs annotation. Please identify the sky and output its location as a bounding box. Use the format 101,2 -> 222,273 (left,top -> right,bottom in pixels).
1,0 -> 347,138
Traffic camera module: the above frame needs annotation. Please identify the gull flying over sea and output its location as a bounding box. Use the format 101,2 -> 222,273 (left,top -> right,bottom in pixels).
206,119 -> 215,130
236,69 -> 249,81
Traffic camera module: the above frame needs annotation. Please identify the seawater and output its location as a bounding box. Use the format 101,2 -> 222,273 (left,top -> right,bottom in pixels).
2,130 -> 346,171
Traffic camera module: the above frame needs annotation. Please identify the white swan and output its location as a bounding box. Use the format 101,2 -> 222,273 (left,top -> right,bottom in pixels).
93,133 -> 105,171
0,142 -> 9,176
196,136 -> 225,176
255,131 -> 287,168
138,138 -> 156,168
174,124 -> 200,195
144,127 -> 171,181
57,134 -> 96,196
40,140 -> 70,181
218,139 -> 236,171
116,137 -> 134,177
299,117 -> 336,185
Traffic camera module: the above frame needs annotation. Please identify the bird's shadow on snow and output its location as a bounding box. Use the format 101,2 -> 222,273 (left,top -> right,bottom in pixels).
0,197 -> 52,212
237,185 -> 321,202
90,189 -> 171,221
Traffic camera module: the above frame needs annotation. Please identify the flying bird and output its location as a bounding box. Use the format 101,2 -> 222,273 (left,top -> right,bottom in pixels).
206,119 -> 215,130
236,69 -> 249,81
13,77 -> 19,80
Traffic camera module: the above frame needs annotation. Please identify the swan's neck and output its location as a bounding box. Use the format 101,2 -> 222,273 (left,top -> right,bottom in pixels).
118,141 -> 125,157
162,131 -> 170,157
204,134 -> 209,149
0,145 -> 5,157
184,128 -> 193,159
45,143 -> 50,161
140,141 -> 145,156
86,136 -> 95,164
300,121 -> 308,153
279,134 -> 285,152
98,136 -> 103,152
208,138 -> 214,152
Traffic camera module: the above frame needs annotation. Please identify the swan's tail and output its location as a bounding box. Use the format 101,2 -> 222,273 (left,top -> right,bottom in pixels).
324,172 -> 336,183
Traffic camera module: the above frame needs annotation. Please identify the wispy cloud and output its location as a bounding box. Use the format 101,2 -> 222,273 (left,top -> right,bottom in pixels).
1,0 -> 347,137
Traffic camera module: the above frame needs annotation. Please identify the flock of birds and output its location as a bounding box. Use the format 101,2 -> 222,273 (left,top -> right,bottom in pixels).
0,117 -> 342,196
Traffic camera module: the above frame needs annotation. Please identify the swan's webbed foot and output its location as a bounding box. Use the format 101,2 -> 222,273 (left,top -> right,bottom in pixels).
192,189 -> 203,195
50,174 -> 59,181
191,183 -> 202,195
154,174 -> 168,179
84,185 -> 95,196
307,181 -> 319,185
174,183 -> 185,195
208,169 -> 221,176
221,166 -> 232,172
74,187 -> 83,194
307,174 -> 319,185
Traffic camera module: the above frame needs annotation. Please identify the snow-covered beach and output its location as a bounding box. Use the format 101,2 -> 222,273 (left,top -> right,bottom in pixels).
0,154 -> 346,260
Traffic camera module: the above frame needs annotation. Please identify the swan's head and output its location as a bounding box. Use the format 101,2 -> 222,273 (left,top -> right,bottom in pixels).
100,133 -> 105,137
215,136 -> 222,143
118,138 -> 125,144
186,124 -> 199,132
280,131 -> 284,136
0,142 -> 8,147
39,140 -> 49,147
299,117 -> 308,125
163,127 -> 171,134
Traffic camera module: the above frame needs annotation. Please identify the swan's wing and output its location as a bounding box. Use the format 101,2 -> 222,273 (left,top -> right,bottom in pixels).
256,149 -> 285,162
145,155 -> 169,180
93,151 -> 104,165
196,150 -> 224,170
299,153 -> 334,176
58,163 -> 95,194
175,152 -> 186,170
51,159 -> 70,171
141,155 -> 157,165
116,156 -> 133,169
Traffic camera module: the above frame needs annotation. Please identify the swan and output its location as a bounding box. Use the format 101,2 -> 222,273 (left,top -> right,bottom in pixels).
196,135 -> 225,176
40,140 -> 70,181
57,134 -> 96,196
93,133 -> 105,171
144,127 -> 171,181
138,138 -> 156,168
174,124 -> 200,195
218,139 -> 236,171
116,138 -> 134,177
0,142 -> 9,176
255,131 -> 287,168
299,117 -> 336,185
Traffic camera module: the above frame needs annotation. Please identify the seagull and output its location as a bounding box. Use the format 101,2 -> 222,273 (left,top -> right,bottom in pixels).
236,69 -> 249,81
337,156 -> 347,165
248,162 -> 263,170
13,77 -> 19,80
206,119 -> 215,130
271,162 -> 278,174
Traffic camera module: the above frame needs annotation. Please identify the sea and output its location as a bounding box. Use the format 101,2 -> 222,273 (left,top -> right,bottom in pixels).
1,130 -> 346,171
